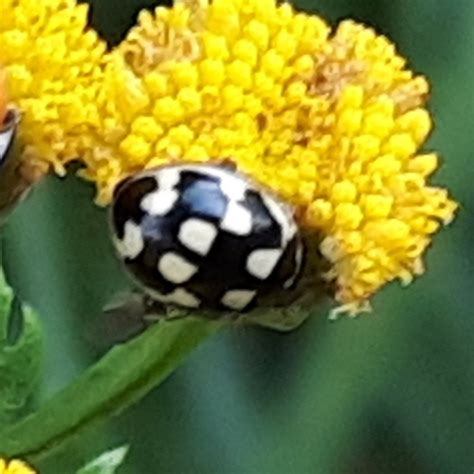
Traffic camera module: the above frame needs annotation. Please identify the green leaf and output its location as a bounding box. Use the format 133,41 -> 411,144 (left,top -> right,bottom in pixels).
76,446 -> 129,474
0,317 -> 222,461
0,268 -> 42,426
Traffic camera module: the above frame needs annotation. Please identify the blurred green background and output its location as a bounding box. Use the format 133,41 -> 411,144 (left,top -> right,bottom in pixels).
2,0 -> 473,472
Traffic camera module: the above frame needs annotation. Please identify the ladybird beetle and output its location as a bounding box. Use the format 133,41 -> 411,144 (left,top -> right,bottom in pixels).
110,164 -> 305,312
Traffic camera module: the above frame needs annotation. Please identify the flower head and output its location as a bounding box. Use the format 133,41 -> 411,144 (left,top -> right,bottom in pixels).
2,0 -> 458,314
81,0 -> 331,200
300,21 -> 459,315
0,458 -> 35,474
0,0 -> 107,175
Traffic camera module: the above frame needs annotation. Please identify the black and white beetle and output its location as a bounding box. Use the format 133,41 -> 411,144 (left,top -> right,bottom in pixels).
110,163 -> 305,313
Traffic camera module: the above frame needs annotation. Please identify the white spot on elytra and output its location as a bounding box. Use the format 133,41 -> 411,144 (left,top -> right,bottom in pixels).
115,220 -> 144,259
0,126 -> 14,159
220,202 -> 252,235
178,218 -> 218,256
157,167 -> 180,190
140,189 -> 178,216
221,289 -> 256,310
219,173 -> 247,201
246,248 -> 283,280
261,194 -> 296,246
146,287 -> 201,308
158,252 -> 198,284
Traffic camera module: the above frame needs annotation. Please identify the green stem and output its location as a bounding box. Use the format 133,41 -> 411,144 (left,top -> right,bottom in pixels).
0,317 -> 222,461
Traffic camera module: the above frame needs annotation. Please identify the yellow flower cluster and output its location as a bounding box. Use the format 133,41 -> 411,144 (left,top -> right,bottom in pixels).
0,458 -> 35,474
301,21 -> 459,314
82,0 -> 331,201
1,0 -> 458,314
0,0 -> 107,174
